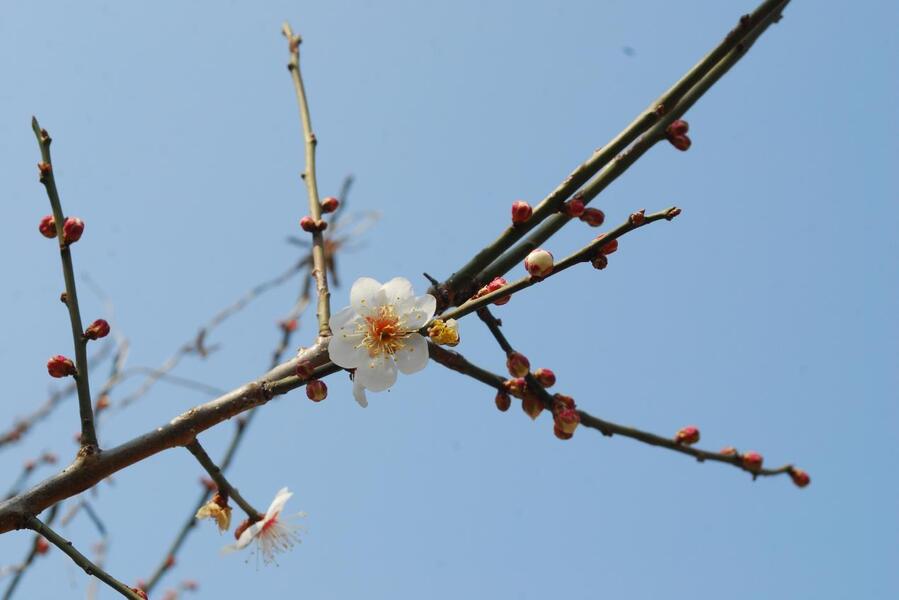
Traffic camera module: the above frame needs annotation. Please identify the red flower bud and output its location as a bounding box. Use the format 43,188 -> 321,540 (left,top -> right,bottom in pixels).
503,377 -> 527,398
495,390 -> 511,412
554,408 -> 580,435
35,536 -> 50,555
580,207 -> 605,227
306,379 -> 328,402
84,319 -> 110,340
534,367 -> 556,388
524,248 -> 553,278
475,277 -> 511,306
47,355 -> 76,378
506,352 -> 530,378
320,196 -> 340,213
279,318 -> 298,333
511,200 -> 532,225
667,119 -> 689,137
300,216 -> 317,232
596,235 -> 619,255
669,135 -> 692,151
133,588 -> 149,599
741,451 -> 764,471
295,360 -> 315,379
563,198 -> 585,218
37,162 -> 52,176
38,215 -> 57,238
591,254 -> 608,270
522,392 -> 543,420
790,468 -> 811,488
552,393 -> 576,412
62,217 -> 84,244
629,209 -> 645,225
553,423 -> 573,440
674,425 -> 700,445
665,207 -> 682,220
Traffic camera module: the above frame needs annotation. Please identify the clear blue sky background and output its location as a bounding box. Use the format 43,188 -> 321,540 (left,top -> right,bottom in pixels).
1,1 -> 896,598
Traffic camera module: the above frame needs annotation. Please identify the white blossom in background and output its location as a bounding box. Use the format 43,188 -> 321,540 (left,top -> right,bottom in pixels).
328,277 -> 437,407
222,487 -> 305,564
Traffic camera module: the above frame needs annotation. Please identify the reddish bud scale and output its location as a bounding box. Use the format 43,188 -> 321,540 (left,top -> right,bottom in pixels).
299,216 -> 316,232
62,217 -> 84,244
37,162 -> 52,176
669,135 -> 692,151
591,254 -> 608,270
320,196 -> 340,213
35,537 -> 50,555
534,368 -> 556,388
741,451 -> 764,471
503,377 -> 528,399
133,589 -> 149,600
552,394 -> 576,413
295,360 -> 315,379
563,198 -> 585,217
38,215 -> 57,238
506,352 -> 530,378
84,318 -> 110,340
475,277 -> 511,306
47,355 -> 76,378
674,425 -> 700,445
666,207 -> 682,220
554,408 -> 580,435
553,424 -> 573,440
720,446 -> 738,456
522,393 -> 543,420
524,248 -> 554,278
580,207 -> 605,227
596,235 -> 619,255
629,209 -> 646,225
280,318 -> 298,333
306,379 -> 328,402
667,119 -> 689,137
790,468 -> 811,488
495,390 -> 511,412
511,201 -> 532,225
164,554 -> 176,568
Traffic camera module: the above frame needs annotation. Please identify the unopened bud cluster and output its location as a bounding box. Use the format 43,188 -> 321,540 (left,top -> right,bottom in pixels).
473,277 -> 511,306
300,216 -> 328,232
666,119 -> 692,151
38,215 -> 85,244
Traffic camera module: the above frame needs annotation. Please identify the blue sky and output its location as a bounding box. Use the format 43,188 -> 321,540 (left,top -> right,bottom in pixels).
0,1 -> 896,598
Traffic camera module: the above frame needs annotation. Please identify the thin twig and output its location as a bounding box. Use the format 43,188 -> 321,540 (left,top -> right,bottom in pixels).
434,0 -> 791,307
1,504 -> 58,600
426,343 -> 795,480
184,439 -> 262,521
283,22 -> 332,336
24,514 -> 141,600
31,118 -> 99,453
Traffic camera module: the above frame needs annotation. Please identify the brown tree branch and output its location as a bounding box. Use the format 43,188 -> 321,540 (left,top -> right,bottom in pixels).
184,439 -> 261,521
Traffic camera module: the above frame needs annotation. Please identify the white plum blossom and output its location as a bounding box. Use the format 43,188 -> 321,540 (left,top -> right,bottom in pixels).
222,487 -> 305,564
329,277 -> 436,407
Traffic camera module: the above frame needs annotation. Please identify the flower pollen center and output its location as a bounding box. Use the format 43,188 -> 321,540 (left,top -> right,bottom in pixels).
360,305 -> 407,358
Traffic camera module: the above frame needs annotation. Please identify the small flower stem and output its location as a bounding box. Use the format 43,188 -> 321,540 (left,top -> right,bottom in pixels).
435,207 -> 677,324
427,342 -> 795,481
435,0 -> 790,306
31,117 -> 99,454
23,514 -> 142,600
477,3 -> 787,285
184,439 -> 262,521
283,22 -> 332,337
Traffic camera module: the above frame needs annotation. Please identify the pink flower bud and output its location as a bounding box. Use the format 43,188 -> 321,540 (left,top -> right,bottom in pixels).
84,319 -> 110,340
38,215 -> 57,238
62,217 -> 84,244
47,355 -> 76,378
306,379 -> 328,402
563,198 -> 585,217
554,408 -> 580,435
552,393 -> 576,412
596,235 -> 619,255
524,248 -> 553,278
511,200 -> 532,225
503,377 -> 527,398
674,425 -> 700,445
320,196 -> 340,213
534,367 -> 555,388
741,451 -> 764,471
300,216 -> 317,232
295,360 -> 315,379
553,423 -> 573,440
133,588 -> 149,599
667,119 -> 689,137
669,135 -> 692,151
580,207 -> 605,227
591,254 -> 608,270
629,209 -> 646,225
506,352 -> 530,378
790,467 -> 811,488
495,390 -> 511,412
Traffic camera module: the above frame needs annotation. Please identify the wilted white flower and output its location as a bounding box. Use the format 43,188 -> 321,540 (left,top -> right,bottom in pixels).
222,487 -> 304,564
329,277 -> 436,407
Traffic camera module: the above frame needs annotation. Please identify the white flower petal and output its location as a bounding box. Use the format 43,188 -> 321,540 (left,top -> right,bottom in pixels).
266,487 -> 293,518
380,277 -> 415,305
329,306 -> 358,332
328,330 -> 369,369
398,294 -> 437,330
350,277 -> 382,316
355,354 -> 398,392
352,380 -> 369,408
395,333 -> 429,374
